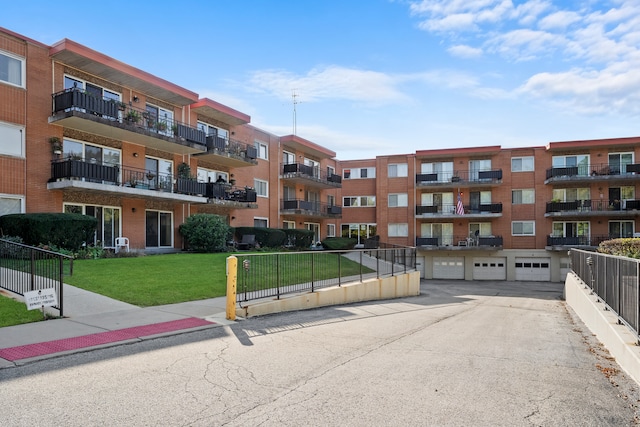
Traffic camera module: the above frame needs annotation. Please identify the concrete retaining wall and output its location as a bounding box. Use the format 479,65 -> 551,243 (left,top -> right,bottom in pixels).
236,271 -> 420,318
565,272 -> 640,385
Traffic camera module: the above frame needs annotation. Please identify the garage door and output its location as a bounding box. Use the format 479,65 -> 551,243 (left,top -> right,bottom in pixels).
515,258 -> 551,281
416,256 -> 426,279
473,257 -> 506,280
433,257 -> 464,279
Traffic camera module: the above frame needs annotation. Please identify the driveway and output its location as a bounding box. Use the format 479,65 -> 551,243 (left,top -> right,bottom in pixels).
1,279 -> 639,426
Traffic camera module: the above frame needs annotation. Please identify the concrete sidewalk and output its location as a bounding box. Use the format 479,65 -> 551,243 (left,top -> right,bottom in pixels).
0,284 -> 231,367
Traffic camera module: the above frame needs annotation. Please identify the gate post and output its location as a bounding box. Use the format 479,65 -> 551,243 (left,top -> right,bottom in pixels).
226,256 -> 237,320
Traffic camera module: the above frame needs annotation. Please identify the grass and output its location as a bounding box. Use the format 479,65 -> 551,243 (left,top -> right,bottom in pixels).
65,253 -> 229,307
0,294 -> 47,327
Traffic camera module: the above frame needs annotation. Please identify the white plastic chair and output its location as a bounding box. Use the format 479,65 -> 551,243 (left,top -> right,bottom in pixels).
115,237 -> 129,253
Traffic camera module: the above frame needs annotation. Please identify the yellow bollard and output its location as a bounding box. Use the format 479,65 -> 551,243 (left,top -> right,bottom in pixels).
226,256 -> 237,320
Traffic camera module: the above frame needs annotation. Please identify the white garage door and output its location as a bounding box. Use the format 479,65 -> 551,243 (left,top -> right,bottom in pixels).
433,257 -> 464,279
515,258 -> 551,281
473,257 -> 506,280
416,256 -> 426,279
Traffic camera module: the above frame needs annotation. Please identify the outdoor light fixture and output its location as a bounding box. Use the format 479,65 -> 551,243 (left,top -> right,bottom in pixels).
133,96 -> 139,102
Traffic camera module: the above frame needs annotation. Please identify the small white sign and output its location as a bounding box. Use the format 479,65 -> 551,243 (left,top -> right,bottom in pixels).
24,288 -> 58,310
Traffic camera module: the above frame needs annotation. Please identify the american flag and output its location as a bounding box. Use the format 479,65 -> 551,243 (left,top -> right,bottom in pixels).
456,193 -> 465,215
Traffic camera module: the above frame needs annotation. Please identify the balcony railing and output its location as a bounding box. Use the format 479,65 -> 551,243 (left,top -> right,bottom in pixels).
416,169 -> 502,186
545,162 -> 640,181
546,198 -> 640,214
281,163 -> 342,187
50,158 -> 257,203
416,235 -> 503,248
416,202 -> 502,215
52,88 -> 207,145
546,235 -> 611,247
205,134 -> 258,160
280,199 -> 342,216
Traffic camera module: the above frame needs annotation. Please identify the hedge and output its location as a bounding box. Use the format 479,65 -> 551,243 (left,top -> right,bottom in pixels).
0,213 -> 97,251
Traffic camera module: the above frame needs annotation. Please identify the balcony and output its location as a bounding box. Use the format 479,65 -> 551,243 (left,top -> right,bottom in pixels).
545,198 -> 640,217
546,234 -> 610,250
416,203 -> 502,218
50,88 -> 207,155
416,235 -> 503,250
280,163 -> 342,189
280,199 -> 342,218
545,162 -> 640,184
48,158 -> 257,209
416,169 -> 502,188
193,134 -> 258,168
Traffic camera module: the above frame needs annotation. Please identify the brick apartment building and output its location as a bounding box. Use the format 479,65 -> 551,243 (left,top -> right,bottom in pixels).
2,27 -> 640,282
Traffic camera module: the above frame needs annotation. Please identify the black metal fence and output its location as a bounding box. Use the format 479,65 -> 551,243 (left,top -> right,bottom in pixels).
234,247 -> 416,304
570,248 -> 640,339
0,239 -> 73,317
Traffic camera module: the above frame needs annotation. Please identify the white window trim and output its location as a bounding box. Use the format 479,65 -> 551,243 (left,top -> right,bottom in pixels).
0,50 -> 26,89
343,196 -> 376,207
511,156 -> 534,172
512,189 -> 535,204
388,163 -> 408,177
388,223 -> 409,237
512,221 -> 535,236
388,193 -> 408,207
0,120 -> 25,158
0,193 -> 24,215
254,179 -> 268,198
254,217 -> 269,227
255,141 -> 268,160
327,223 -> 336,237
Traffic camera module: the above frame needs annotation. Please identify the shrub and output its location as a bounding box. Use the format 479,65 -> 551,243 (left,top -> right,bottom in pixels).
234,227 -> 286,248
0,213 -> 97,251
179,214 -> 230,252
282,228 -> 315,249
322,237 -> 357,250
598,238 -> 640,259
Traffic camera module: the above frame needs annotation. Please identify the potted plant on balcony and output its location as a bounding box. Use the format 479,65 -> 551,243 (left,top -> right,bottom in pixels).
177,162 -> 192,179
156,121 -> 168,132
126,110 -> 140,123
49,137 -> 62,155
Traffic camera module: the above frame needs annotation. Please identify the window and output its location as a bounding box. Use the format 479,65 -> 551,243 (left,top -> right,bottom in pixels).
421,162 -> 453,182
145,157 -> 173,190
388,193 -> 408,207
327,224 -> 336,237
469,159 -> 491,180
62,139 -> 121,183
511,157 -> 534,172
552,188 -> 590,202
420,223 -> 453,246
552,154 -> 589,175
283,185 -> 296,200
254,179 -> 268,197
283,220 -> 295,229
343,167 -> 375,179
197,167 -> 228,184
341,223 -> 377,244
0,121 -> 24,157
388,223 -> 408,237
64,76 -> 121,105
343,196 -> 376,207
198,122 -> 228,142
327,165 -> 336,176
304,158 -> 320,178
146,210 -> 173,248
469,223 -> 491,237
305,222 -> 320,241
65,204 -> 121,248
609,221 -> 634,238
388,163 -> 408,177
609,152 -> 634,174
512,221 -> 535,236
254,218 -> 268,228
283,151 -> 295,164
0,50 -> 24,88
255,141 -> 268,160
421,192 -> 454,213
552,222 -> 590,238
512,189 -> 535,204
0,195 -> 23,216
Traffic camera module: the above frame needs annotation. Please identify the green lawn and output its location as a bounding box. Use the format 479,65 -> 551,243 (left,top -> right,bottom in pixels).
66,253 -> 229,307
0,294 -> 47,328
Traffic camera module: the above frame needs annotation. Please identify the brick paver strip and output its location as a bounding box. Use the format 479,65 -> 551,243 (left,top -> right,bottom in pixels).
0,317 -> 213,361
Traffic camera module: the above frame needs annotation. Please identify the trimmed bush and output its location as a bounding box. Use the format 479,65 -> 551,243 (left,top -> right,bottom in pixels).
282,228 -> 315,249
234,227 -> 286,248
179,214 -> 230,252
0,213 -> 97,251
322,237 -> 357,250
598,238 -> 640,259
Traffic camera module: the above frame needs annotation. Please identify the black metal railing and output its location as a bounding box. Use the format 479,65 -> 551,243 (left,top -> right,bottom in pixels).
280,199 -> 342,216
235,246 -> 416,303
50,158 -> 257,202
416,235 -> 503,247
416,202 -> 502,215
547,235 -> 613,247
570,248 -> 640,339
281,163 -> 342,186
0,239 -> 73,317
546,162 -> 640,180
416,169 -> 502,185
546,198 -> 640,213
52,88 -> 207,146
206,134 -> 258,160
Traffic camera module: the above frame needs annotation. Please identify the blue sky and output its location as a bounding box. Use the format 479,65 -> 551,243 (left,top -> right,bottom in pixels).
4,0 -> 640,159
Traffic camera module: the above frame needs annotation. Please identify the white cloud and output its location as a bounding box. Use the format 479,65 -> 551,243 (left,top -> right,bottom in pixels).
484,29 -> 566,61
247,66 -> 409,105
448,44 -> 484,58
538,11 -> 581,30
